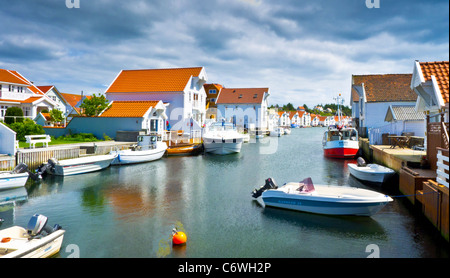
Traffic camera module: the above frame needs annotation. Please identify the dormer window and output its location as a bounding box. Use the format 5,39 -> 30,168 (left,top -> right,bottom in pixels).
253,94 -> 258,98
238,94 -> 243,98
209,89 -> 217,94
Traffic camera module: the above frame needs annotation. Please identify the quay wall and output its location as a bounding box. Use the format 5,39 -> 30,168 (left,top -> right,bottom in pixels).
359,138 -> 448,242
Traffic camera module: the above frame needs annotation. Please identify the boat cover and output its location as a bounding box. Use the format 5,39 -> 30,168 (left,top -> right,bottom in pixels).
297,177 -> 315,193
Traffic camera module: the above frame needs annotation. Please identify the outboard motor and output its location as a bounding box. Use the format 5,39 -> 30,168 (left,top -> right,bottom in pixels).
252,178 -> 278,198
27,214 -> 62,238
357,157 -> 367,167
12,163 -> 29,174
45,158 -> 58,175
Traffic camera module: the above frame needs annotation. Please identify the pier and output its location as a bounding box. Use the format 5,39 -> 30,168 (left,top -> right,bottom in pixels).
1,141 -> 135,171
359,138 -> 449,242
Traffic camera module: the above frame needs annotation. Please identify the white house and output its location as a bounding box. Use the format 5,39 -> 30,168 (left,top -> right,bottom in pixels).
0,69 -> 57,122
0,121 -> 16,156
384,105 -> 425,136
310,114 -> 320,127
105,67 -> 208,131
278,111 -> 291,127
411,61 -> 449,123
351,74 -> 418,137
216,87 -> 270,130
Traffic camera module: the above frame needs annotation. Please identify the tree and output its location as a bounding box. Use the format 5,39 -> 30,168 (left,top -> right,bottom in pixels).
4,107 -> 24,124
80,94 -> 109,117
49,109 -> 64,123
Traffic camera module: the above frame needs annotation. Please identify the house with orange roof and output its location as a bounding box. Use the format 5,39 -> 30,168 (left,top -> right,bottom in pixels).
105,67 -> 208,131
216,87 -> 270,130
0,69 -> 57,122
278,111 -> 291,127
351,73 -> 417,137
310,114 -> 320,127
410,61 -> 449,183
203,83 -> 223,119
44,100 -> 168,140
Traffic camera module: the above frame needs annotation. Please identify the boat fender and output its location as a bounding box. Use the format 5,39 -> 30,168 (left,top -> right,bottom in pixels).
1,237 -> 11,243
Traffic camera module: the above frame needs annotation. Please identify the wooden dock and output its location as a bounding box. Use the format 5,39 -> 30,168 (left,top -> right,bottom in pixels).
1,141 -> 135,171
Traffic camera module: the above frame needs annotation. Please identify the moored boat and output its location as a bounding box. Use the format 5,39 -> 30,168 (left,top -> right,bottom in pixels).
0,163 -> 30,190
167,143 -> 203,156
44,154 -> 116,176
322,94 -> 359,158
252,177 -> 393,216
348,158 -> 395,184
110,135 -> 167,165
203,121 -> 245,155
0,214 -> 65,258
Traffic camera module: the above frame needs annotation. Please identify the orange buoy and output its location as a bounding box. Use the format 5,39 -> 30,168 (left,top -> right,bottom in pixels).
1,237 -> 11,243
172,230 -> 187,245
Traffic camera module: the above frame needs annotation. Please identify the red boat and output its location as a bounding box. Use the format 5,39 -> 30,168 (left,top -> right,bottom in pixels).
322,95 -> 359,159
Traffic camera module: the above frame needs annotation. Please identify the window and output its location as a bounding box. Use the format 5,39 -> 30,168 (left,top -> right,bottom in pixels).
209,89 -> 217,94
9,85 -> 13,92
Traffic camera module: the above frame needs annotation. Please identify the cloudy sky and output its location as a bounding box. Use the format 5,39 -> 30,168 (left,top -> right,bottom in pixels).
0,0 -> 448,107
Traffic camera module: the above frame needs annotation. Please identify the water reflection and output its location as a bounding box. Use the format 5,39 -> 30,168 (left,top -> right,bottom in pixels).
0,187 -> 28,226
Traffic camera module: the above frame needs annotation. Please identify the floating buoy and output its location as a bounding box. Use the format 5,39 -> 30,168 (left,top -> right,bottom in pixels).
172,228 -> 187,245
1,237 -> 11,243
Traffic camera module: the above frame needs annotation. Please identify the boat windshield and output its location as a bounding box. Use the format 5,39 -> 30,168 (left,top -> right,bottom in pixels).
208,122 -> 236,132
297,177 -> 315,193
327,128 -> 358,141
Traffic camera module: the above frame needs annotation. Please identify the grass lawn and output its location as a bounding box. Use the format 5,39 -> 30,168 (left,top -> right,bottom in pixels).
18,135 -> 104,148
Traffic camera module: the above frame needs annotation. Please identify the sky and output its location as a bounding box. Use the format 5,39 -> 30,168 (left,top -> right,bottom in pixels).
0,0 -> 448,108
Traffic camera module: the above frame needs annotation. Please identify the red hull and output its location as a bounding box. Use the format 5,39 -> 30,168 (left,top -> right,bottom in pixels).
324,147 -> 358,158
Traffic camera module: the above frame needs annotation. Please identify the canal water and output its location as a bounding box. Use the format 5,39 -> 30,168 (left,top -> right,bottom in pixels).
1,127 -> 448,258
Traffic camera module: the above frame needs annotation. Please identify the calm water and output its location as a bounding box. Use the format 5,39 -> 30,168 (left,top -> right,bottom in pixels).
1,127 -> 448,258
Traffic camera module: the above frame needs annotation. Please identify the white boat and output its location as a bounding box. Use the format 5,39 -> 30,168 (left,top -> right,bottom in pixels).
0,164 -> 30,190
348,158 -> 395,184
110,135 -> 167,165
203,121 -> 245,155
283,128 -> 291,135
252,177 -> 393,216
0,214 -> 65,258
45,154 -> 116,176
269,127 -> 283,137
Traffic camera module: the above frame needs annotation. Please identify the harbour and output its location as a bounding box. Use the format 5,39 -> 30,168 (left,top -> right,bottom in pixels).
1,127 -> 448,258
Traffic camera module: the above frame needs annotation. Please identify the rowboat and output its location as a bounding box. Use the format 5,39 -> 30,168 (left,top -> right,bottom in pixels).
252,177 -> 393,216
348,158 -> 395,184
167,143 -> 203,156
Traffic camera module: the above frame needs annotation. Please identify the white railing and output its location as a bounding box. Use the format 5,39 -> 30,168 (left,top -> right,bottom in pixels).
436,148 -> 449,188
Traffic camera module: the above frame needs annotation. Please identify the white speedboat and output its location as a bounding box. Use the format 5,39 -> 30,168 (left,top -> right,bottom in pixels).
348,158 -> 395,184
0,164 -> 30,190
203,121 -> 245,155
110,135 -> 167,165
252,177 -> 393,216
45,154 -> 116,176
0,214 -> 65,258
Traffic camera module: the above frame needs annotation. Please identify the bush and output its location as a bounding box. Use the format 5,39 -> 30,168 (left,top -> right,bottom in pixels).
8,118 -> 45,141
4,107 -> 24,125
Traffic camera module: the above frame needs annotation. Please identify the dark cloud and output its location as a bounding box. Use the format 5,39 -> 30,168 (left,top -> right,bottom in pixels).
0,0 -> 448,106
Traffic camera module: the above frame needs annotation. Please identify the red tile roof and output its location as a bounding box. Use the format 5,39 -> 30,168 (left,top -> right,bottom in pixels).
37,85 -> 54,94
352,74 -> 416,102
99,101 -> 160,118
106,67 -> 203,93
216,88 -> 269,104
419,61 -> 449,104
0,69 -> 29,85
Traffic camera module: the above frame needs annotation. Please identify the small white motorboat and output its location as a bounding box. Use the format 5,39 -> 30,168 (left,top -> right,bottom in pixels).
269,127 -> 283,137
348,158 -> 395,184
44,154 -> 117,176
283,127 -> 291,135
110,135 -> 167,165
252,177 -> 393,217
203,121 -> 245,155
0,214 -> 65,258
0,164 -> 30,191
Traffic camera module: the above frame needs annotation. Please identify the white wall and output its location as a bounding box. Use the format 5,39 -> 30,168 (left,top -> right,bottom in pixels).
0,122 -> 16,155
365,102 -> 416,129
